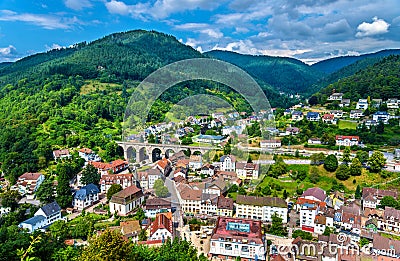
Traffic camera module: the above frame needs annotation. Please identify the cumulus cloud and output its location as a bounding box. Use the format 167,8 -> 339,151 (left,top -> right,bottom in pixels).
45,43 -> 65,51
0,45 -> 20,61
0,10 -> 79,29
356,17 -> 390,37
64,0 -> 92,11
105,0 -> 150,19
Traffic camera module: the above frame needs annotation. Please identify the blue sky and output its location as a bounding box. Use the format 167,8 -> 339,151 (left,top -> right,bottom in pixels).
0,0 -> 399,64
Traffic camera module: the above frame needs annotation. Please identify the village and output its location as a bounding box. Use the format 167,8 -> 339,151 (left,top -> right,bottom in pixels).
1,94 -> 400,261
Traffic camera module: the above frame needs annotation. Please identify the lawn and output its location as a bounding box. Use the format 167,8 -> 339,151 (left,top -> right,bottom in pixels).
80,80 -> 121,95
338,120 -> 358,130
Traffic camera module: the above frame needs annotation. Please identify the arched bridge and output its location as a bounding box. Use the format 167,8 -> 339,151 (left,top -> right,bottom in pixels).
116,141 -> 215,163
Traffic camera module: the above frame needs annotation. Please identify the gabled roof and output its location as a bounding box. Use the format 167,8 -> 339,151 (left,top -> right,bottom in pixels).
236,195 -> 286,208
150,213 -> 173,236
157,158 -> 170,170
21,215 -> 46,225
301,187 -> 326,202
220,155 -> 236,163
53,149 -> 70,158
74,183 -> 99,200
120,220 -> 141,236
217,196 -> 234,210
40,201 -> 61,217
79,148 -> 93,154
18,172 -> 43,181
111,185 -> 143,200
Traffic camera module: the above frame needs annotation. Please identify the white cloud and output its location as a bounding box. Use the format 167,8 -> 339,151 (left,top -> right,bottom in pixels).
0,10 -> 79,29
356,17 -> 390,37
105,1 -> 149,19
0,45 -> 16,56
174,23 -> 209,30
200,29 -> 223,38
45,43 -> 65,51
64,0 -> 92,11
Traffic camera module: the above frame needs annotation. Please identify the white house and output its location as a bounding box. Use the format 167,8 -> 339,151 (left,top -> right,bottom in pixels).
336,135 -> 360,147
235,162 -> 260,180
372,111 -> 390,124
328,93 -> 343,101
15,172 -> 45,199
387,99 -> 399,109
220,155 -> 236,172
356,99 -> 369,110
209,217 -> 266,261
200,164 -> 216,177
148,213 -> 173,241
330,110 -> 344,118
137,169 -> 162,190
19,201 -> 63,233
109,185 -> 144,216
291,111 -> 304,121
308,138 -> 322,145
53,149 -> 71,161
189,155 -> 202,170
73,183 -> 99,210
350,110 -> 363,119
99,173 -> 135,193
144,198 -> 172,218
78,148 -> 101,162
306,112 -> 320,122
260,139 -> 281,148
235,195 -> 288,223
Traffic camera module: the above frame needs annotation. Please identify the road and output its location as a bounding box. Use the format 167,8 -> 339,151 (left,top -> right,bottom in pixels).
164,175 -> 184,236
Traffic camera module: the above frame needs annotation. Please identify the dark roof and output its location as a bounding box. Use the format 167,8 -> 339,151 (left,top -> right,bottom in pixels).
217,196 -> 234,210
301,187 -> 326,202
236,195 -> 286,208
40,201 -> 61,217
74,183 -> 99,200
21,215 -> 46,225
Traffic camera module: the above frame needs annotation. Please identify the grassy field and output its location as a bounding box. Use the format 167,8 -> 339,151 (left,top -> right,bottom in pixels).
338,120 -> 358,130
80,80 -> 121,95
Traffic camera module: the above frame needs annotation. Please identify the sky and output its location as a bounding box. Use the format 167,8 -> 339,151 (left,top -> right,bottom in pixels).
0,0 -> 399,64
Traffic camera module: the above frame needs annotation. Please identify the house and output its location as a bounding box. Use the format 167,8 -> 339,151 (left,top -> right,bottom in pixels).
188,155 -> 202,170
99,173 -> 135,193
336,135 -> 360,147
144,198 -> 172,218
78,148 -> 101,162
350,110 -> 363,119
308,138 -> 322,145
89,159 -> 129,175
220,155 -> 236,172
193,134 -> 227,145
328,93 -> 343,101
382,207 -> 400,233
362,187 -> 398,210
109,185 -> 144,216
291,111 -> 304,121
283,109 -> 292,116
235,195 -> 288,223
387,99 -> 399,109
216,196 -> 234,217
339,98 -> 351,107
371,234 -> 400,257
322,114 -> 337,124
286,127 -> 300,135
173,167 -> 188,180
177,184 -> 202,215
235,162 -> 260,180
137,169 -> 162,190
200,193 -> 218,216
200,164 -> 216,177
202,177 -> 227,196
209,217 -> 266,261
15,172 -> 45,199
260,139 -> 281,148
73,183 -> 99,210
306,112 -> 320,122
297,198 -> 326,233
356,99 -> 369,110
373,111 -> 390,124
299,187 -> 326,202
330,110 -> 344,118
362,119 -> 378,129
19,201 -> 63,233
119,220 -> 141,242
148,213 -> 173,241
156,158 -> 171,176
53,149 -> 71,161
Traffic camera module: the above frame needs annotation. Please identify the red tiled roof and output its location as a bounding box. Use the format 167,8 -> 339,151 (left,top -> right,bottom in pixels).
18,172 -> 42,181
53,149 -> 70,158
211,217 -> 263,245
157,158 -> 170,169
335,135 -> 359,141
150,213 -> 173,236
79,148 -> 93,154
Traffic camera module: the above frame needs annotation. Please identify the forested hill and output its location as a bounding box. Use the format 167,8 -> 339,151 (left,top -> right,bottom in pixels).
316,55 -> 400,101
311,49 -> 400,74
0,30 -> 202,83
206,50 -> 325,95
